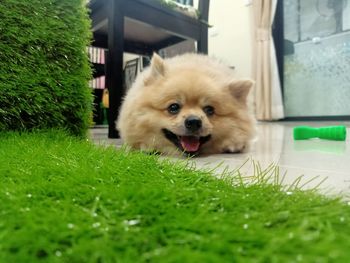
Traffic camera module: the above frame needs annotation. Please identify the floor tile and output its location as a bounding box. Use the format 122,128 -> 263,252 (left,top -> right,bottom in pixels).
89,121 -> 350,195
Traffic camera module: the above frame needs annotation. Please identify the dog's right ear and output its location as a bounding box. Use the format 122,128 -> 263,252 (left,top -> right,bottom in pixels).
228,79 -> 254,104
144,53 -> 166,85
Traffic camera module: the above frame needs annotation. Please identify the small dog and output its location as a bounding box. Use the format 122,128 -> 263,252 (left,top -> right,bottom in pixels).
117,53 -> 255,155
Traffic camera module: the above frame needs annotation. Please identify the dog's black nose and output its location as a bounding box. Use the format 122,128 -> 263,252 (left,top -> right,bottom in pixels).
185,116 -> 202,132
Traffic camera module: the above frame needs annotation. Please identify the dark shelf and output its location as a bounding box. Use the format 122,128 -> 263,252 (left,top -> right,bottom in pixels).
88,0 -> 210,138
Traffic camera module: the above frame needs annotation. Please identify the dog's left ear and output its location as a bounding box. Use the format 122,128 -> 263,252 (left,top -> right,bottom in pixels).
228,79 -> 254,103
144,53 -> 166,85
150,53 -> 166,77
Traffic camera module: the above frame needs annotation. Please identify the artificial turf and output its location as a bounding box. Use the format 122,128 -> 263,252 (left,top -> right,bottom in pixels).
0,0 -> 92,136
1,131 -> 350,262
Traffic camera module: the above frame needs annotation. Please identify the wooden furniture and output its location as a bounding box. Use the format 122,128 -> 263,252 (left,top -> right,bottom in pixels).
89,0 -> 210,138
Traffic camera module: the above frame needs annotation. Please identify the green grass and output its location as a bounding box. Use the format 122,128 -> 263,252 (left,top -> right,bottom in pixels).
1,131 -> 350,262
0,0 -> 92,136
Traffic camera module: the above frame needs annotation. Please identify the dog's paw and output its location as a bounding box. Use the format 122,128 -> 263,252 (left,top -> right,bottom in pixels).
222,143 -> 246,154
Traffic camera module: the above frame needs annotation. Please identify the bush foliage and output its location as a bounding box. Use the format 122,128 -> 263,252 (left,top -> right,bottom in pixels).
0,0 -> 92,136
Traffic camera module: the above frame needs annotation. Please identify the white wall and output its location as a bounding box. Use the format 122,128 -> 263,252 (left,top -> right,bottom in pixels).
206,0 -> 253,78
126,1 -> 254,79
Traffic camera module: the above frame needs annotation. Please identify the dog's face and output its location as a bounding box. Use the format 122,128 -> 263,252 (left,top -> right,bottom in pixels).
148,71 -> 216,154
117,54 -> 255,156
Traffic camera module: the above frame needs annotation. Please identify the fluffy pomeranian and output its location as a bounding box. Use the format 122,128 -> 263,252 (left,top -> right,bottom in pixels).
117,53 -> 255,156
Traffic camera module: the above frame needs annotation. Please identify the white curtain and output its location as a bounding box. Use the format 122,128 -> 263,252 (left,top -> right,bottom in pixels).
252,0 -> 284,120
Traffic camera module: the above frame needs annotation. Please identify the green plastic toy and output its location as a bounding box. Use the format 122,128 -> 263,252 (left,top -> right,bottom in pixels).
293,126 -> 347,141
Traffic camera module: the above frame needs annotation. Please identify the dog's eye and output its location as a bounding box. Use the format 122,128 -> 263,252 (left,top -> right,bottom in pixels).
168,103 -> 181,114
203,106 -> 215,116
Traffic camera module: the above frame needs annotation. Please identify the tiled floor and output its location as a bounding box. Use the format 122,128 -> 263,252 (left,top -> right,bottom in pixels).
90,122 -> 350,196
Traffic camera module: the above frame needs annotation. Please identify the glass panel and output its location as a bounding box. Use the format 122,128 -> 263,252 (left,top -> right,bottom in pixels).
174,0 -> 193,6
284,0 -> 299,42
300,0 -> 338,41
283,0 -> 350,117
343,1 -> 350,30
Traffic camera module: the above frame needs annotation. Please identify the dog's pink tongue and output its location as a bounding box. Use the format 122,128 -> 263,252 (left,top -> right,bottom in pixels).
180,136 -> 200,152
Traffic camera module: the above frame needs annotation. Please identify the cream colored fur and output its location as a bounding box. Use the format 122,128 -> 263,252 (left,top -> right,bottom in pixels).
117,53 -> 256,155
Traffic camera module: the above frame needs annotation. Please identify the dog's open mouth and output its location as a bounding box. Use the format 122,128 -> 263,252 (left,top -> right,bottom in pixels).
162,129 -> 211,154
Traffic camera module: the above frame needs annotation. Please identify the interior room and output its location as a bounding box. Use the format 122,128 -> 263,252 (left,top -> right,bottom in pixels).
89,0 -> 350,195
1,0 -> 350,261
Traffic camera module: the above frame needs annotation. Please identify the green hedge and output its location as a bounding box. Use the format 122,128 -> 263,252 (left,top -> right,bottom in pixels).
0,0 -> 92,137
